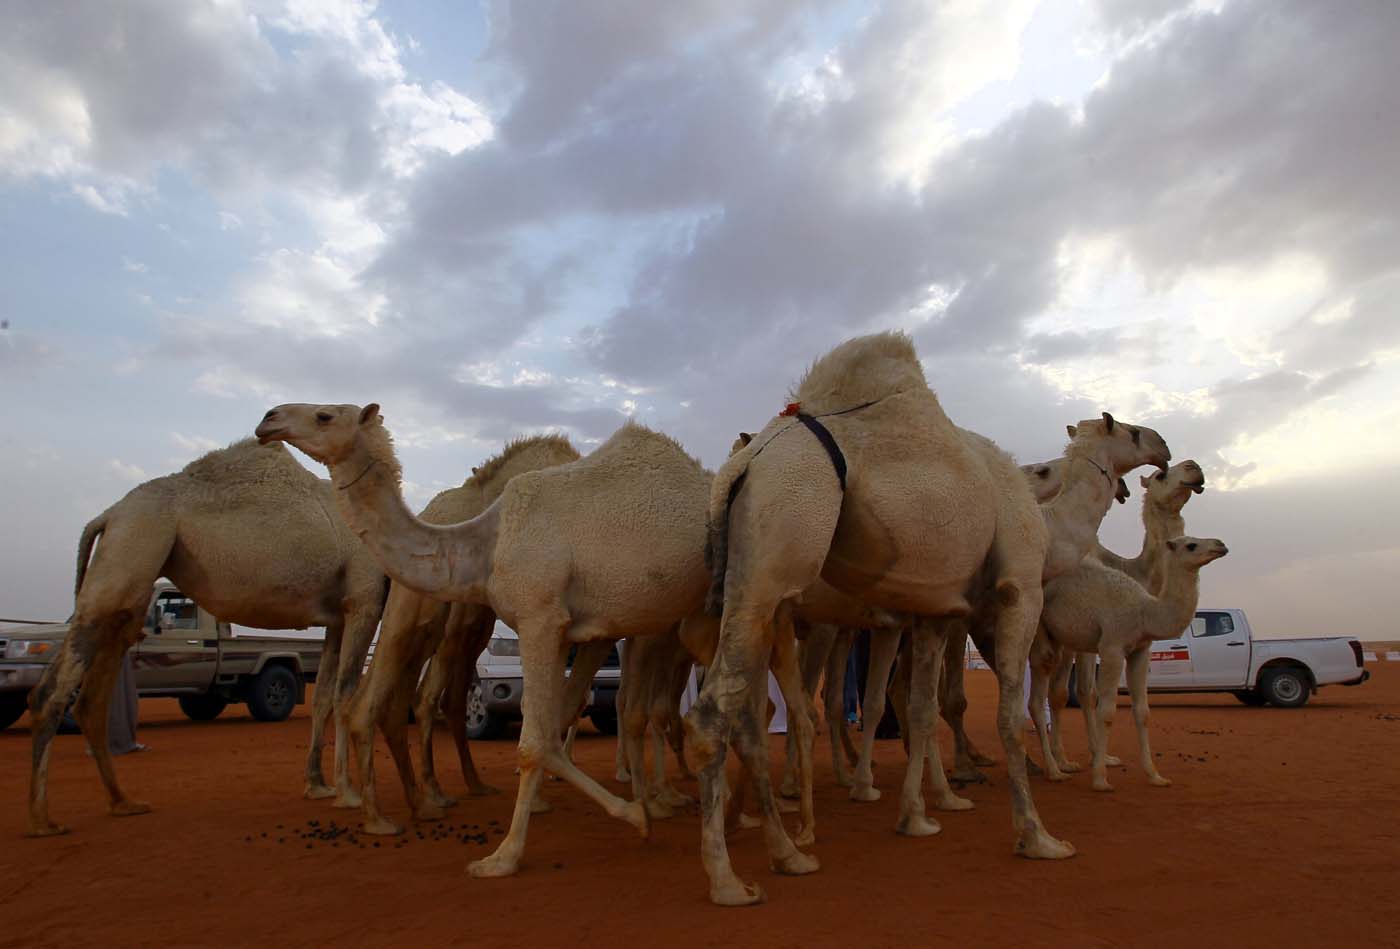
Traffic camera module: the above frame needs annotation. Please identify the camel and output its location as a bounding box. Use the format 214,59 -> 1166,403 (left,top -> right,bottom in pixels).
26,439 -> 387,837
1022,458 -> 1131,506
254,405 -> 820,890
845,414 -> 1170,805
1032,537 -> 1229,790
1032,458 -> 1207,778
693,333 -> 1071,905
347,434 -> 581,836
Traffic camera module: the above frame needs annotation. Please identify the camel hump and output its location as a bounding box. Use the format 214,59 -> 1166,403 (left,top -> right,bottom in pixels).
789,331 -> 928,415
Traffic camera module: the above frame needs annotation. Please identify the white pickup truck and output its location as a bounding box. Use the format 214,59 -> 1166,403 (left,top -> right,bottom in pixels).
1138,608 -> 1368,707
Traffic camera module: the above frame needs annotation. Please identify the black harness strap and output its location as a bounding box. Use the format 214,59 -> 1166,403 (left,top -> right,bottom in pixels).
795,413 -> 847,491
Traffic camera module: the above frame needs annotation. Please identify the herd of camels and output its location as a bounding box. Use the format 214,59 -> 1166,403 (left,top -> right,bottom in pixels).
22,331 -> 1227,906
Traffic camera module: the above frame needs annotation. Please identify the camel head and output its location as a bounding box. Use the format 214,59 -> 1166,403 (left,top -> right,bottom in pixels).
1163,536 -> 1229,571
1066,411 -> 1171,474
1141,459 -> 1205,510
1022,459 -> 1066,503
256,402 -> 384,467
729,432 -> 754,456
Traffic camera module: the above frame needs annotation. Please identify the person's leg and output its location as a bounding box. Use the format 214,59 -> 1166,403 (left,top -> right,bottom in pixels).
107,648 -> 140,756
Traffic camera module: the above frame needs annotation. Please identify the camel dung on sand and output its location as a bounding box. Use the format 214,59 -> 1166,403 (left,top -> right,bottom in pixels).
348,434 -> 581,837
695,331 -> 1076,906
25,439 -> 387,837
254,405 -> 822,896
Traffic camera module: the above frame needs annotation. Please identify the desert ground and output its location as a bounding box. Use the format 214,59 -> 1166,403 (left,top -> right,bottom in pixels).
3,665 -> 1398,949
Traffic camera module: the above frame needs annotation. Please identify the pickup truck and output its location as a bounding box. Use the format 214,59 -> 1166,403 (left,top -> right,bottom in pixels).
0,581 -> 323,730
467,621 -> 621,739
1072,608 -> 1368,708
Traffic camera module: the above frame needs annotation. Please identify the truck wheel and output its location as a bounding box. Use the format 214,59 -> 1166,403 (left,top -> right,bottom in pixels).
0,692 -> 27,730
465,682 -> 505,740
588,708 -> 618,736
1260,667 -> 1310,708
1233,690 -> 1267,707
247,665 -> 298,722
178,693 -> 229,721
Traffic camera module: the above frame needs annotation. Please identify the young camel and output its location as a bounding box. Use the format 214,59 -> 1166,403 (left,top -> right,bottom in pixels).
26,439 -> 386,837
1031,459 -> 1207,778
1033,537 -> 1229,790
348,435 -> 581,836
845,414 -> 1170,806
254,406 -> 820,889
695,333 -> 1082,906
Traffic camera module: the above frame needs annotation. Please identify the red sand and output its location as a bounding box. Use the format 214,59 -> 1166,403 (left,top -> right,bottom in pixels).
3,666 -> 1398,948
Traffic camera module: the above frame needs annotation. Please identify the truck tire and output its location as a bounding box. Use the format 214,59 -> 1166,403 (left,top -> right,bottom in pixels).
247,665 -> 298,722
465,682 -> 505,740
1233,689 -> 1267,706
588,708 -> 618,736
178,693 -> 229,721
1259,666 -> 1310,708
0,692 -> 27,730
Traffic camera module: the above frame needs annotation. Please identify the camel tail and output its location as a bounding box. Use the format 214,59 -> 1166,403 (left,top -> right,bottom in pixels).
703,462 -> 747,618
75,512 -> 108,599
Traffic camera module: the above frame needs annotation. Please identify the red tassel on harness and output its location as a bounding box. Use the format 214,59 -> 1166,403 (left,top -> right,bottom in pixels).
779,402 -> 801,417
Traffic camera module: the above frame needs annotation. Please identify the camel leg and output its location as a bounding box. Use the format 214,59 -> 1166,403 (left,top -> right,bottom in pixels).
304,619 -> 343,800
850,627 -> 901,802
824,631 -> 855,787
923,624 -> 973,812
413,655 -> 450,811
994,590 -> 1075,860
27,621 -> 106,836
621,642 -> 668,818
667,659 -> 696,780
1090,653 -> 1127,792
781,623 -> 831,799
329,600 -> 379,809
770,612 -> 817,847
448,620 -> 497,796
896,628 -> 940,836
1028,639 -> 1068,782
1048,651 -> 1080,773
942,632 -> 994,783
72,629 -> 150,819
613,664 -> 631,783
651,659 -> 694,808
1126,648 -> 1170,787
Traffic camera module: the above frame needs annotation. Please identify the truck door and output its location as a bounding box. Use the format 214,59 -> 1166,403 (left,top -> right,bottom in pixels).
133,590 -> 219,692
1147,618 -> 1195,687
1186,610 -> 1251,687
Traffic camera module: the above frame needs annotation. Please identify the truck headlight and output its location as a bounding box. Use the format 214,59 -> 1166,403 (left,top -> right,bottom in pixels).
4,640 -> 52,659
487,636 -> 519,658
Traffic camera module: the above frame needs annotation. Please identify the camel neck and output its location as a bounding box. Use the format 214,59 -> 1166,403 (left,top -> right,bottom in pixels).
329,443 -> 494,605
1146,559 -> 1201,641
1135,496 -> 1187,593
1041,448 -> 1119,581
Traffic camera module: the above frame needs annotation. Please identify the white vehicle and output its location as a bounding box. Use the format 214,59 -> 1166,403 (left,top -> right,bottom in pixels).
466,621 -> 621,739
1073,608 -> 1368,708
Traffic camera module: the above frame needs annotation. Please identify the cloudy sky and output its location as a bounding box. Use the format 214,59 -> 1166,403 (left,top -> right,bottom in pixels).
2,0 -> 1397,640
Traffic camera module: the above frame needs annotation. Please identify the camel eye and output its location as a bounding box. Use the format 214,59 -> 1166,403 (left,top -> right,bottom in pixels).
316,412 -> 333,424
1037,467 -> 1049,479
1130,427 -> 1141,446
1186,542 -> 1197,551
1156,472 -> 1166,482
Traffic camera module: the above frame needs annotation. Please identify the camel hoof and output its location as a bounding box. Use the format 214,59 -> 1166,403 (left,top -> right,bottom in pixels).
467,784 -> 501,797
644,798 -> 676,821
1017,833 -> 1076,860
1060,760 -> 1083,773
423,787 -> 457,809
1148,775 -> 1173,788
710,880 -> 767,907
1025,758 -> 1045,778
1047,770 -> 1072,783
362,817 -> 405,836
772,850 -> 820,876
628,800 -> 651,838
775,796 -> 799,815
1105,754 -> 1123,767
778,779 -> 799,800
833,773 -> 854,789
728,812 -> 762,834
950,767 -> 987,785
529,796 -> 552,815
615,768 -> 632,784
849,784 -> 881,803
935,793 -> 974,812
896,812 -> 942,837
468,853 -> 520,879
1092,779 -> 1115,792
110,799 -> 152,818
416,802 -> 447,822
970,752 -> 997,767
332,789 -> 363,809
304,783 -> 336,800
793,825 -> 816,848
26,821 -> 70,838
654,787 -> 694,809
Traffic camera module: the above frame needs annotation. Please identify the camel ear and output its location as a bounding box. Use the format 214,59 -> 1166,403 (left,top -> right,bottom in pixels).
1164,539 -> 1177,552
1116,478 -> 1130,503
471,466 -> 480,477
359,403 -> 380,426
739,432 -> 754,447
1066,425 -> 1077,438
1140,474 -> 1151,488
1102,411 -> 1115,432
